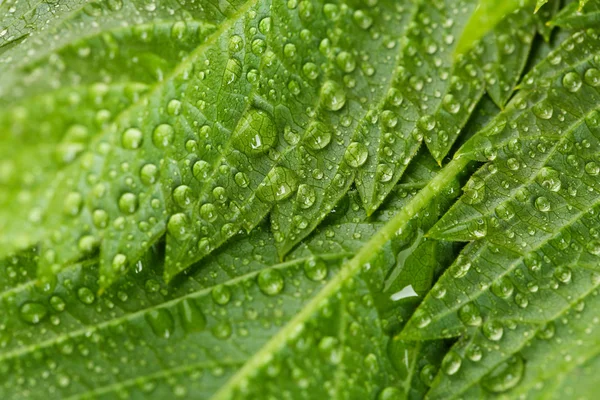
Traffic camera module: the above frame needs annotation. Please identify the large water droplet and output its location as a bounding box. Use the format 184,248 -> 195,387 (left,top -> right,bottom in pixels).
257,269 -> 284,295
122,128 -> 143,149
562,71 -> 582,92
118,192 -> 138,214
481,355 -> 525,393
178,299 -> 206,333
458,303 -> 482,326
257,167 -> 298,202
233,109 -> 278,155
152,124 -> 175,148
19,302 -> 48,324
344,142 -> 368,168
145,309 -> 175,339
304,122 -> 332,150
321,80 -> 346,111
441,351 -> 462,375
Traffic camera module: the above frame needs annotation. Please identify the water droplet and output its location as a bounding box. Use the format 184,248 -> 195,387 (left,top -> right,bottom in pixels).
336,51 -> 356,73
533,101 -> 553,120
321,80 -> 346,111
442,94 -> 460,114
482,355 -> 525,393
303,62 -> 319,80
554,266 -> 572,283
458,303 -> 482,326
235,171 -> 250,188
257,269 -> 284,296
304,257 -> 327,281
140,163 -> 158,185
257,167 -> 298,202
173,185 -> 193,208
495,202 -> 515,221
463,176 -> 485,204
19,302 -> 48,324
491,276 -> 514,298
233,109 -> 278,155
353,9 -> 373,29
562,71 -> 582,92
212,285 -> 231,305
420,364 -> 437,387
178,299 -> 206,333
377,163 -> 394,183
467,344 -> 483,362
93,209 -> 108,228
50,296 -> 66,312
344,142 -> 368,168
378,387 -> 403,400
119,192 -> 138,214
586,239 -> 600,255
168,213 -> 189,240
584,68 -> 600,87
536,167 -> 561,192
296,184 -> 316,209
77,287 -> 95,305
145,309 -> 175,339
534,196 -> 551,212
304,122 -> 332,150
122,128 -> 143,149
167,99 -> 182,116
585,162 -> 599,176
63,192 -> 83,216
152,124 -> 175,148
441,351 -> 462,375
483,320 -> 504,341
200,203 -> 217,222
413,309 -> 431,328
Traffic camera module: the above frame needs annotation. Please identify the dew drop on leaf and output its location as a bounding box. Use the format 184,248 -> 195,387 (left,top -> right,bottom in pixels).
344,142 -> 368,168
303,257 -> 327,281
377,387 -> 403,400
152,124 -> 175,148
178,299 -> 206,333
320,80 -> 346,111
77,287 -> 95,305
121,128 -> 143,149
63,192 -> 83,216
257,269 -> 284,296
534,196 -> 551,212
481,355 -> 525,393
441,351 -> 462,376
562,71 -> 582,92
257,167 -> 298,202
171,185 -> 192,208
296,184 -> 316,209
19,302 -> 48,324
482,320 -> 504,341
304,122 -> 332,150
491,276 -> 514,298
584,68 -> 600,87
118,192 -> 138,214
145,309 -> 175,339
168,213 -> 189,240
532,101 -> 553,120
458,303 -> 482,326
233,109 -> 278,155
140,163 -> 158,185
419,364 -> 437,387
212,285 -> 231,305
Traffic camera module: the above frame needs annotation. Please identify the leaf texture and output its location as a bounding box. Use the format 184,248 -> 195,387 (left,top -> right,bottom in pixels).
0,0 -> 542,288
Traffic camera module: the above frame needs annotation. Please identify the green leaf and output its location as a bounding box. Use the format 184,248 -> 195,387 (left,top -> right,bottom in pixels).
400,28 -> 600,397
550,0 -> 600,29
0,0 -> 540,288
0,167 -> 456,399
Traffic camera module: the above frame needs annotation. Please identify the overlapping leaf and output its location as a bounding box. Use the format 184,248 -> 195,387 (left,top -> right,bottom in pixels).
0,0 -> 545,288
401,27 -> 600,397
0,167 -> 458,399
